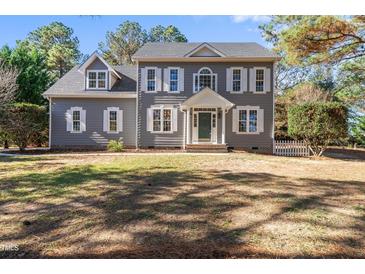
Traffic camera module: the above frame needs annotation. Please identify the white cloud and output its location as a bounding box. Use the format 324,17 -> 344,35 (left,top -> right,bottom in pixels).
231,15 -> 271,23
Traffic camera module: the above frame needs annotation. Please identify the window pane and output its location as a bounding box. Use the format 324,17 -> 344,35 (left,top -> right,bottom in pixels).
212,113 -> 216,128
147,69 -> 155,80
199,75 -> 212,90
89,80 -> 96,88
249,110 -> 257,132
200,69 -> 211,74
233,81 -> 241,92
98,72 -> 106,79
170,81 -> 178,92
98,80 -> 106,88
147,80 -> 155,91
233,69 -> 241,80
153,109 -> 161,131
89,72 -> 96,79
109,121 -> 117,131
73,121 -> 80,132
170,69 -> 178,81
238,110 -> 247,132
163,109 -> 171,132
73,110 -> 80,121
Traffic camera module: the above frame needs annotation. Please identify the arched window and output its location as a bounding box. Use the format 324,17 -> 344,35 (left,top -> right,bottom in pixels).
193,67 -> 217,92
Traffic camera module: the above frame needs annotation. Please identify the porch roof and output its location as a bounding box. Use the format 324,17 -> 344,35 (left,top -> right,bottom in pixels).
181,87 -> 234,110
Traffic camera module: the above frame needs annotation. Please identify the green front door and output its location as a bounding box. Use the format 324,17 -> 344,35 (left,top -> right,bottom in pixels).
198,113 -> 211,140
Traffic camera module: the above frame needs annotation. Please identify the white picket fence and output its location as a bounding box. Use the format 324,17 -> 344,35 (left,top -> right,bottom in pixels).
274,140 -> 310,157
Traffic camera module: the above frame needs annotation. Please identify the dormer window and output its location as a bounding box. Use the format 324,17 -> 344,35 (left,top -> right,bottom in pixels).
87,70 -> 107,89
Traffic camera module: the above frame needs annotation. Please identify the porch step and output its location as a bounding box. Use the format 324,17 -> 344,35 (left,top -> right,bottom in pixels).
185,144 -> 228,153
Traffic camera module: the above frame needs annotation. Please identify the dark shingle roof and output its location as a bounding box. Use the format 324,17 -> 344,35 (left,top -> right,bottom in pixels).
44,64 -> 136,95
133,42 -> 279,59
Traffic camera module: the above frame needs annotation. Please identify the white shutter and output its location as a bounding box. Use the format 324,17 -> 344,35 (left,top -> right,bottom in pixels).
193,73 -> 197,93
118,109 -> 123,132
103,110 -> 108,132
232,109 -> 238,133
172,108 -> 178,132
147,108 -> 153,132
264,68 -> 271,92
242,68 -> 248,92
249,68 -> 255,92
66,109 -> 72,132
258,108 -> 264,133
156,68 -> 162,91
179,68 -> 184,92
80,109 -> 86,132
163,68 -> 169,91
226,68 -> 232,92
140,68 -> 146,91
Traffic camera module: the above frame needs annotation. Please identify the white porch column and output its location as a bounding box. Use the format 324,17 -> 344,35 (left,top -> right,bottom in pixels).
187,108 -> 191,144
222,109 -> 226,144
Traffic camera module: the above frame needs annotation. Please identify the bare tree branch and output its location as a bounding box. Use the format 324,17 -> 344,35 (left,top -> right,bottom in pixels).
0,60 -> 19,106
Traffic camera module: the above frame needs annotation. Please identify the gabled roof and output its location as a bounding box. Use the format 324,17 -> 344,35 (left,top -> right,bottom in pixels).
184,43 -> 226,57
78,51 -> 121,79
181,87 -> 234,110
133,42 -> 280,60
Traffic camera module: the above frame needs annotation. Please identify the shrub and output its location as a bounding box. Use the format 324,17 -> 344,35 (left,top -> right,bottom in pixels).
288,102 -> 348,156
0,103 -> 47,151
107,139 -> 124,152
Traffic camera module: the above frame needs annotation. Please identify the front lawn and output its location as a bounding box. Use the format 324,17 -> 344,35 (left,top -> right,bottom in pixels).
0,153 -> 364,258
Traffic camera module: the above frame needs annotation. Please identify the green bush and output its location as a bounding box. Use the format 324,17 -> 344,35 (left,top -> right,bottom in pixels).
288,102 -> 348,156
107,139 -> 124,152
0,102 -> 47,150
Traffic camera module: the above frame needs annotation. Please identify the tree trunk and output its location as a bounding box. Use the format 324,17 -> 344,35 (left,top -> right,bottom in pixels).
4,139 -> 9,149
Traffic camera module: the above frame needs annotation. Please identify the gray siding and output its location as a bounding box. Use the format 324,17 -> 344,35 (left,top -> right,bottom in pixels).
51,98 -> 136,149
138,62 -> 274,152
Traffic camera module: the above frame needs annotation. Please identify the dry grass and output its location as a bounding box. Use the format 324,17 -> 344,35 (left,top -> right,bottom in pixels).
0,152 -> 364,258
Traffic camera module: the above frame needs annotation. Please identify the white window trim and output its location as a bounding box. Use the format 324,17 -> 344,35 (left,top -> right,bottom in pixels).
193,67 -> 218,93
151,106 -> 174,134
70,106 -> 83,134
253,67 -> 266,94
235,106 -> 260,135
168,67 -> 180,94
145,67 -> 157,93
86,70 -> 108,90
230,67 -> 243,94
107,107 -> 119,134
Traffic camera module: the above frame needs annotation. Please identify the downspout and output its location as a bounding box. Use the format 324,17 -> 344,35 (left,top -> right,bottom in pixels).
49,97 -> 52,149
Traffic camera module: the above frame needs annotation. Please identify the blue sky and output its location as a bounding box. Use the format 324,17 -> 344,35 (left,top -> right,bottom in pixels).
0,15 -> 270,55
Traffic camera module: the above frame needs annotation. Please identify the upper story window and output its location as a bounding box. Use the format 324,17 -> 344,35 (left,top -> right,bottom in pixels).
232,68 -> 241,92
87,70 -> 107,89
169,68 -> 179,92
255,69 -> 264,92
194,67 -> 217,93
147,68 -> 156,92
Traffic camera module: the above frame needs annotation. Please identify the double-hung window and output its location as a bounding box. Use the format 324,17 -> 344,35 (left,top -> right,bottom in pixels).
87,70 -> 107,89
238,109 -> 258,133
152,108 -> 172,133
109,110 -> 118,133
255,69 -> 264,92
169,68 -> 179,92
147,68 -> 156,92
72,110 -> 81,132
232,69 -> 241,92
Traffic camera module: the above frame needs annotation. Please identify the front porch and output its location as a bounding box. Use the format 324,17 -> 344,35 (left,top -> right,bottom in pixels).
181,87 -> 234,150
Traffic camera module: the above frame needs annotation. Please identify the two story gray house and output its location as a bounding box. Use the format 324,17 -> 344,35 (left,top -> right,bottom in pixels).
43,42 -> 280,153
